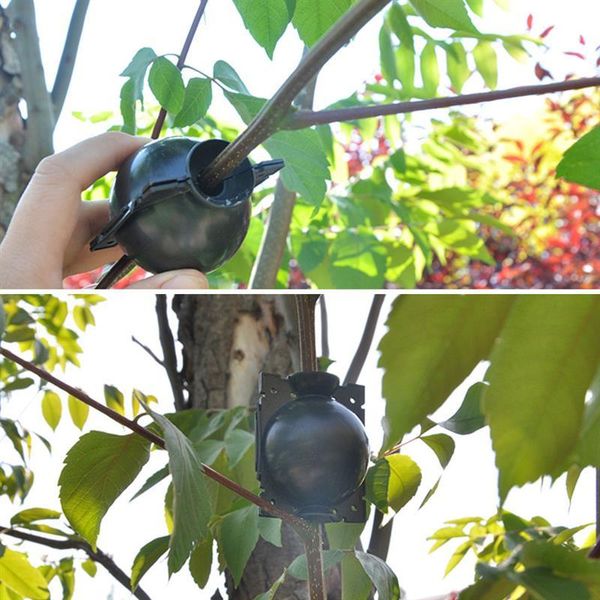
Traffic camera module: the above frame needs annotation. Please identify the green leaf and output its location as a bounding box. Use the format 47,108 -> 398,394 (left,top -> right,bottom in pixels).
232,0 -> 291,58
189,537 -> 213,589
103,385 -> 125,415
379,26 -> 397,85
445,540 -> 471,575
173,78 -> 212,128
258,517 -> 282,547
145,408 -> 212,574
366,459 -> 390,512
287,549 -> 346,580
219,505 -> 259,586
459,575 -> 517,599
378,296 -> 514,450
72,305 -> 95,331
473,41 -> 498,89
224,428 -> 254,469
465,0 -> 484,16
482,296 -> 600,499
264,129 -> 330,206
41,390 -> 62,431
438,381 -> 487,435
67,395 -> 89,431
81,559 -> 97,578
131,536 -> 170,590
0,549 -> 48,599
148,57 -> 185,115
408,0 -> 478,32
387,4 -> 414,51
130,465 -> 169,501
354,552 -> 401,600
513,568 -> 589,600
557,127 -> 600,191
341,553 -> 373,600
421,434 -> 455,469
121,47 -> 157,101
566,465 -> 582,501
420,42 -> 440,96
213,60 -> 249,94
59,431 -> 150,549
445,42 -> 470,93
10,508 -> 60,526
386,454 -> 422,512
292,0 -> 351,46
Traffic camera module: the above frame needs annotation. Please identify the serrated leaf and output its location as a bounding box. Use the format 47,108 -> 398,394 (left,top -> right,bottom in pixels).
213,60 -> 249,94
473,41 -> 498,89
386,454 -> 422,512
144,408 -> 212,575
219,505 -> 259,586
557,126 -> 600,191
148,57 -> 185,115
366,459 -> 390,512
59,432 -> 150,549
408,0 -> 478,33
482,296 -> 600,500
0,549 -> 48,599
173,78 -> 212,128
67,395 -> 88,431
378,296 -> 514,450
41,391 -> 62,431
120,47 -> 157,101
189,537 -> 213,589
233,0 -> 291,58
131,536 -> 169,590
421,434 -> 455,469
354,552 -> 401,600
439,381 -> 487,435
292,0 -> 351,46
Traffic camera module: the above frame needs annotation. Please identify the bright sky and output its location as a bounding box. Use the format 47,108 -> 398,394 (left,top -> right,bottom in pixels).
0,293 -> 595,600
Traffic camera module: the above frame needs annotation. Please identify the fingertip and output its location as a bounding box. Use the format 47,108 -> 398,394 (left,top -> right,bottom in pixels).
126,269 -> 209,290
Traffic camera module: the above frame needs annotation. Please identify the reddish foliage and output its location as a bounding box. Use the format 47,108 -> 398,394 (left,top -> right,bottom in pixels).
540,25 -> 555,39
534,63 -> 553,81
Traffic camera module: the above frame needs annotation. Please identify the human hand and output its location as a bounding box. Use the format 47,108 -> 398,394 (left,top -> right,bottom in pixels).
0,132 -> 209,290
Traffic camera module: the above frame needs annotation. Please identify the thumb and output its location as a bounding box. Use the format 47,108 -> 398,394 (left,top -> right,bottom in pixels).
125,269 -> 209,290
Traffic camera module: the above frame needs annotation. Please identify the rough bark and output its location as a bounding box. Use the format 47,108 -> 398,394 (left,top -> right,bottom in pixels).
172,295 -> 338,600
0,6 -> 26,237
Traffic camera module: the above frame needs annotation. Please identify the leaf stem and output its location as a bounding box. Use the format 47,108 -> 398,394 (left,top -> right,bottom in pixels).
286,76 -> 600,129
199,0 -> 393,191
0,346 -> 304,527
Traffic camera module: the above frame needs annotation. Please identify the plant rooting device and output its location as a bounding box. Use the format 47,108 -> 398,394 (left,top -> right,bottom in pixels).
90,137 -> 284,274
256,371 -> 370,523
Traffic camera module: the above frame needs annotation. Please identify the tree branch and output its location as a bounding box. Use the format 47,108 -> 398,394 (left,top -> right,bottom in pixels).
297,524 -> 326,600
6,0 -> 54,171
319,296 -> 330,361
131,335 -> 164,367
0,525 -> 152,600
366,509 -> 393,561
155,295 -> 186,411
199,0 -> 392,192
0,346 -> 304,528
286,76 -> 600,129
51,0 -> 90,122
295,296 -> 319,371
343,295 -> 385,386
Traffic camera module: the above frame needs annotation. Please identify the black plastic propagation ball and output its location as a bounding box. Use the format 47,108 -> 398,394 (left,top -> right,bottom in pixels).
90,137 -> 283,274
260,372 -> 370,520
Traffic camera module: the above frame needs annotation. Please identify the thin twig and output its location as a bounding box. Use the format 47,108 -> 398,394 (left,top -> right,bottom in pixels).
155,295 -> 186,411
286,76 -> 600,129
343,295 -> 385,386
0,346 -> 303,528
0,526 -> 152,600
295,296 -> 319,371
151,0 -> 208,138
319,296 -> 329,362
51,0 -> 90,121
95,0 -> 209,289
131,336 -> 164,367
200,0 -> 392,191
297,524 -> 326,600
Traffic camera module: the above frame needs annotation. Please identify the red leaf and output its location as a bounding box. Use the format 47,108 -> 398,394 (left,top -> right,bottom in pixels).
540,25 -> 554,38
579,35 -> 586,45
564,51 -> 586,60
527,14 -> 533,31
534,63 -> 552,81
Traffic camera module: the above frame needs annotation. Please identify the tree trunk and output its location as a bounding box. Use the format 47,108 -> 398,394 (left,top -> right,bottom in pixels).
172,295 -> 340,599
0,6 -> 27,237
